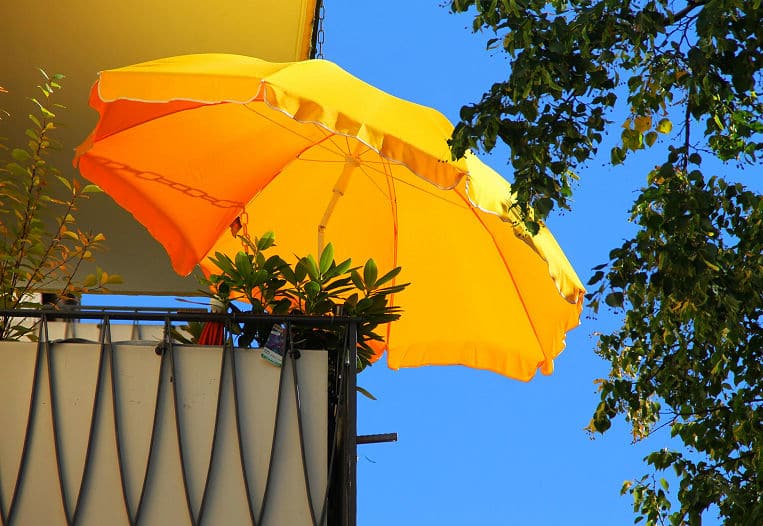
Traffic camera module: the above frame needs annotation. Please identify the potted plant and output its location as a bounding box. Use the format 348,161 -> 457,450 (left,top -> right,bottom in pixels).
199,231 -> 409,370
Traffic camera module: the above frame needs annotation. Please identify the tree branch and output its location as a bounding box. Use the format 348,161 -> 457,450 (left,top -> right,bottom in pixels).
670,0 -> 708,24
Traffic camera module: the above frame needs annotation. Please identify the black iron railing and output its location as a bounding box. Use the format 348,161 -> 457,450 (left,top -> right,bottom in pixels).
0,308 -> 358,526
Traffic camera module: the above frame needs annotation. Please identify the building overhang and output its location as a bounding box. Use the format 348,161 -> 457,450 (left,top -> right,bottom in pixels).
1,0 -> 321,294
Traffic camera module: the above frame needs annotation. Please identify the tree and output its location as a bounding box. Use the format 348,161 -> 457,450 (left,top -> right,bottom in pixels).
1,72 -> 121,340
447,1 -> 762,524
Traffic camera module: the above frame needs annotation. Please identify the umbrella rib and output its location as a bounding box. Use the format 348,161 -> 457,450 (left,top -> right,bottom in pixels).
313,125 -> 356,158
245,101 -> 467,193
242,104 -> 348,158
295,157 -> 391,166
356,164 -> 392,200
310,124 -> 350,157
358,163 -> 469,210
383,158 -> 399,348
455,189 -> 547,359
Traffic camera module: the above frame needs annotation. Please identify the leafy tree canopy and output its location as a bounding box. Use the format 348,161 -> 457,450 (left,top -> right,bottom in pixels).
448,1 -> 762,524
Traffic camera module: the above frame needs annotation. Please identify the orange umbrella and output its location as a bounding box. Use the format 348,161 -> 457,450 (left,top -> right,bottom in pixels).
75,54 -> 585,380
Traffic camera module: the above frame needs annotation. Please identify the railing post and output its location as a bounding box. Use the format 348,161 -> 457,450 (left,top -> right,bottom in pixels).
343,320 -> 357,526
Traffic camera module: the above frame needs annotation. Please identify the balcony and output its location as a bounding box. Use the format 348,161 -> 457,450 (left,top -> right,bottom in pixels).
0,307 -> 361,526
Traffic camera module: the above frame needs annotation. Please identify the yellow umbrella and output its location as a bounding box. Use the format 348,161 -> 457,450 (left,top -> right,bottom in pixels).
75,54 -> 585,380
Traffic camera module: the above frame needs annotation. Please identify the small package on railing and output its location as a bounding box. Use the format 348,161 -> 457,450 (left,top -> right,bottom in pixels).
261,324 -> 286,367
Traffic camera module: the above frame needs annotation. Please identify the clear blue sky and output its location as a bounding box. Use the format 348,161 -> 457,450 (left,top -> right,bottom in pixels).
317,2 -> 719,525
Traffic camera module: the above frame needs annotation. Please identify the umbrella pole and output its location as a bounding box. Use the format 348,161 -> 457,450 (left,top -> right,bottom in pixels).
317,156 -> 359,254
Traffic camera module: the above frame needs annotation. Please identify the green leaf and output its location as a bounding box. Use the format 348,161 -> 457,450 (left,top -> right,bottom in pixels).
28,113 -> 42,129
281,263 -> 297,284
536,197 -> 553,216
235,251 -> 254,279
304,280 -> 321,297
350,269 -> 364,290
295,259 -> 308,282
319,242 -> 334,275
257,231 -> 276,251
55,175 -> 72,191
605,292 -> 624,308
356,386 -> 377,400
611,146 -> 625,165
375,266 -> 402,288
645,131 -> 658,147
332,258 -> 353,277
304,255 -> 320,281
344,292 -> 359,307
106,273 -> 124,285
81,184 -> 101,193
252,269 -> 269,286
363,259 -> 378,289
11,149 -> 31,162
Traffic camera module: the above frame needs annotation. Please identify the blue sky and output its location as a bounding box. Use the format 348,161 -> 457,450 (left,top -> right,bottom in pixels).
317,2 -> 719,525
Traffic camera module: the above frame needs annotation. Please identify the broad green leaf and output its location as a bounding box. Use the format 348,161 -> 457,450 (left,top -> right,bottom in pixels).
252,269 -> 269,285
331,258 -> 353,278
11,148 -> 32,163
295,259 -> 308,282
304,255 -> 320,281
257,231 -> 276,251
235,251 -> 254,278
350,269 -> 364,290
375,266 -> 402,288
281,263 -> 297,284
319,242 -> 334,275
363,259 -> 378,289
610,146 -> 625,165
605,292 -> 623,308
7,162 -> 29,178
304,280 -> 321,297
212,252 -> 236,276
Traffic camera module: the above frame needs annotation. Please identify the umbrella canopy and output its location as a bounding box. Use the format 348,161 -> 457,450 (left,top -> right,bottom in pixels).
75,54 -> 585,380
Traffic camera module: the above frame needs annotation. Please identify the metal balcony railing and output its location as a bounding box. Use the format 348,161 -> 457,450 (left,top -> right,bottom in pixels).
0,308 -> 359,526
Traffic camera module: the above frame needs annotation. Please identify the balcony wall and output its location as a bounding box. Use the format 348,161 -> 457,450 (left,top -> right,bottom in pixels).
0,320 -> 329,525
